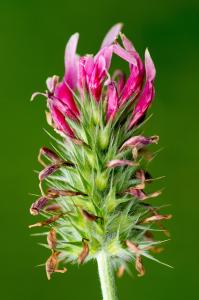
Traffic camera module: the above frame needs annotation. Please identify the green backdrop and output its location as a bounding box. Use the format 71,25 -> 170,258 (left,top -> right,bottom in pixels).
1,0 -> 198,299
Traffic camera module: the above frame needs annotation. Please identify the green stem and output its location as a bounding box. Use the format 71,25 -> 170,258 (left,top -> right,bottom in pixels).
97,251 -> 118,300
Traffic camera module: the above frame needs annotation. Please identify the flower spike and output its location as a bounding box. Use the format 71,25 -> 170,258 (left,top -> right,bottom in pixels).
29,24 -> 171,297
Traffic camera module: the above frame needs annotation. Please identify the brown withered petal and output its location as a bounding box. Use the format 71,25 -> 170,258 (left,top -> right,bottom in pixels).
47,188 -> 86,198
126,188 -> 161,201
126,188 -> 147,200
135,170 -> 145,182
45,204 -> 62,212
117,265 -> 125,278
135,170 -> 145,189
81,209 -> 99,222
39,163 -> 61,181
144,231 -> 154,241
30,196 -> 49,215
38,147 -> 62,166
149,191 -> 162,198
126,240 -> 140,255
150,246 -> 164,254
142,214 -> 172,224
29,214 -> 62,228
135,255 -> 145,277
46,252 -> 59,280
47,229 -> 57,249
78,241 -> 89,264
148,208 -> 171,237
106,159 -> 139,168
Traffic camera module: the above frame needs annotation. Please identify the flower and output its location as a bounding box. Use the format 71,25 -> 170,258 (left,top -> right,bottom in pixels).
31,23 -> 156,138
29,24 -> 171,289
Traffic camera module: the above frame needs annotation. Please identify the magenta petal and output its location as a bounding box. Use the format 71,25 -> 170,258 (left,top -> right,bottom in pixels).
129,81 -> 154,128
50,104 -> 74,137
128,49 -> 156,128
118,38 -> 144,105
106,83 -> 118,121
54,81 -> 79,119
89,56 -> 106,101
64,33 -> 79,89
119,65 -> 142,105
101,23 -> 123,48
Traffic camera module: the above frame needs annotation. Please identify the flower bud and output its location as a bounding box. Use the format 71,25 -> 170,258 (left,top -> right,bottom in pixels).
85,149 -> 96,168
95,171 -> 108,191
92,106 -> 101,125
98,126 -> 110,150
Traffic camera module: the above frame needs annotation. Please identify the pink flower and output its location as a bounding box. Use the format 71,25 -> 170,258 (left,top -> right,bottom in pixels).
113,34 -> 144,106
32,24 -> 157,138
78,24 -> 122,101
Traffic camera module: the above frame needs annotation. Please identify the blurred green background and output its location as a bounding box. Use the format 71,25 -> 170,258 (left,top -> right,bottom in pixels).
0,0 -> 198,299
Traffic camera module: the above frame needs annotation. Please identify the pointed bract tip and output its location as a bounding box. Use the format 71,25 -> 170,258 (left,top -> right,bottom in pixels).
101,23 -> 123,48
145,48 -> 156,82
65,32 -> 79,58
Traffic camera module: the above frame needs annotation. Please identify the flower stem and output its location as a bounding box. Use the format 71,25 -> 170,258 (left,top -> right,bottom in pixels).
97,251 -> 118,300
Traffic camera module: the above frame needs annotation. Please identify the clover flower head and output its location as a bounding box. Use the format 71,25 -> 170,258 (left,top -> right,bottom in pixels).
29,24 -> 172,299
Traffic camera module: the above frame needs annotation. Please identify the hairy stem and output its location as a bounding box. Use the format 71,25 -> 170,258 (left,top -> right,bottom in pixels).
97,251 -> 118,300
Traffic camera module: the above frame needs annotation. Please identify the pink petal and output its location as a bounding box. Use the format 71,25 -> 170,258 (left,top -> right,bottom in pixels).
101,23 -> 123,48
118,36 -> 144,105
84,55 -> 95,76
113,43 -> 137,66
50,104 -> 75,138
64,33 -> 79,89
120,33 -> 135,52
106,83 -> 119,121
78,55 -> 94,94
145,48 -> 156,82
